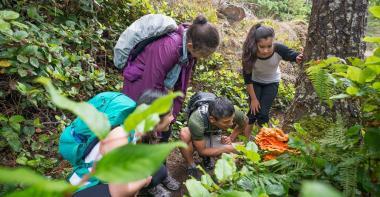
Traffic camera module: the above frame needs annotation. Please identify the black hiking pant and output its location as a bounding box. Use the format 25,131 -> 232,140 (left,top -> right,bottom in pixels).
247,81 -> 279,126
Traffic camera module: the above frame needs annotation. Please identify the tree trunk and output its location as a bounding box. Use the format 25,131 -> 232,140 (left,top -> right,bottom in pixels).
284,0 -> 368,129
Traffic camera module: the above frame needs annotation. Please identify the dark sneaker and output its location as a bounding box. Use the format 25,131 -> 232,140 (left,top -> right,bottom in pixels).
187,167 -> 202,180
202,157 -> 214,171
162,174 -> 180,191
147,184 -> 171,197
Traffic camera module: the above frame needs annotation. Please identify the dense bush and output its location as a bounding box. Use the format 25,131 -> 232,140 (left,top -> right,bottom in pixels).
246,0 -> 311,21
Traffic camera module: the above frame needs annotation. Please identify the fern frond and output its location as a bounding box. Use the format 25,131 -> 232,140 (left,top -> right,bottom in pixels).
318,122 -> 346,147
307,67 -> 334,105
337,155 -> 362,197
237,173 -> 292,192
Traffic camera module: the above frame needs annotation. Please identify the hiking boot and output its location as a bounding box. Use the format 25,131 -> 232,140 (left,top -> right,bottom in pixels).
147,184 -> 171,197
187,166 -> 202,180
202,157 -> 214,171
162,174 -> 180,191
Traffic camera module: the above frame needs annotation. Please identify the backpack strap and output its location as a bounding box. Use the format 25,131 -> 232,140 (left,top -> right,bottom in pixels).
129,34 -> 169,62
164,28 -> 188,89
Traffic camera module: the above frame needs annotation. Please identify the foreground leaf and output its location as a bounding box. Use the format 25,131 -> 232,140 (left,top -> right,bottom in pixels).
94,142 -> 186,183
0,167 -> 76,194
124,92 -> 182,133
185,179 -> 211,197
35,77 -> 110,140
300,181 -> 342,197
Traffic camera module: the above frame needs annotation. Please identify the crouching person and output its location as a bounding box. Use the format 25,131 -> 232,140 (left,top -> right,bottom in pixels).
60,90 -> 177,197
179,94 -> 249,179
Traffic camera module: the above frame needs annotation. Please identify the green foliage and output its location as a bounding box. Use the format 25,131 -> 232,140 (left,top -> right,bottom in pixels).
155,0 -> 218,23
123,92 -> 183,133
0,167 -> 77,196
300,181 -> 342,197
185,179 -> 211,197
94,142 -> 186,183
36,77 -> 111,140
246,0 -> 311,21
1,76 -> 184,195
273,82 -> 295,110
0,0 -> 158,181
193,52 -> 249,111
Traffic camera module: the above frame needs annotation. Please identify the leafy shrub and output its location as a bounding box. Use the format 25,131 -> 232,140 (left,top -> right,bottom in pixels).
246,0 -> 311,21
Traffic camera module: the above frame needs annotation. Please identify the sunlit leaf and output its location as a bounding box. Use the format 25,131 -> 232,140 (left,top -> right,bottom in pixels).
300,181 -> 342,197
185,179 -> 211,197
0,10 -> 19,20
94,142 -> 186,183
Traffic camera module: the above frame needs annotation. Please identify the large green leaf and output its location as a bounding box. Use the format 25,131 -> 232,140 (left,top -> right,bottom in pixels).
123,92 -> 182,132
246,141 -> 259,152
373,82 -> 380,91
364,128 -> 380,156
13,30 -> 28,41
0,10 -> 19,20
1,127 -> 21,152
220,191 -> 251,197
235,143 -> 261,163
185,179 -> 211,197
362,67 -> 377,82
369,6 -> 380,18
347,66 -> 364,84
346,86 -> 359,96
214,154 -> 236,182
35,77 -> 110,140
9,115 -> 25,124
0,19 -> 11,31
27,7 -> 43,22
266,184 -> 286,196
29,57 -> 39,68
300,181 -> 342,197
363,37 -> 380,43
5,186 -> 64,197
0,167 -> 76,193
94,142 -> 186,183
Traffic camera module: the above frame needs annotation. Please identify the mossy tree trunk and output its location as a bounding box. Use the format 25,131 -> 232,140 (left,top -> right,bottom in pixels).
284,0 -> 368,129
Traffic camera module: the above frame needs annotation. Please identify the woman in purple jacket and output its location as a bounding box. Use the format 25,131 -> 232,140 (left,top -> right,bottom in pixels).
122,15 -> 220,196
123,15 -> 219,140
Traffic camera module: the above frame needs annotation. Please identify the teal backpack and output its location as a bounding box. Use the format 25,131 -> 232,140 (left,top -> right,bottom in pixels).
59,92 -> 136,188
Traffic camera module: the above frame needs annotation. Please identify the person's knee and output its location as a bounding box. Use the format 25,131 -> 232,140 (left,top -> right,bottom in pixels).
180,127 -> 191,143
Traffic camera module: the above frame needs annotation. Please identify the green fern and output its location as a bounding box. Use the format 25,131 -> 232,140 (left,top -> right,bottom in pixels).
307,66 -> 334,107
318,119 -> 346,148
237,172 -> 291,192
337,156 -> 362,197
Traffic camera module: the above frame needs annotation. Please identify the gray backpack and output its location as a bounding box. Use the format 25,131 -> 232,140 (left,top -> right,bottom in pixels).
113,14 -> 178,70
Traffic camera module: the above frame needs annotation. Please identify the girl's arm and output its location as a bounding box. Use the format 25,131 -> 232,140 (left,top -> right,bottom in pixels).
275,43 -> 303,64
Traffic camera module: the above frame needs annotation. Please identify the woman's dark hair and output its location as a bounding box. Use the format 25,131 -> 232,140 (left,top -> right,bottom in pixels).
208,97 -> 235,120
137,89 -> 171,118
137,89 -> 166,105
186,15 -> 220,52
137,89 -> 168,144
242,24 -> 275,74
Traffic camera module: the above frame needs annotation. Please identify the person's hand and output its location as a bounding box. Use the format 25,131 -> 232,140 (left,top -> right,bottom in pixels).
144,176 -> 152,187
250,97 -> 260,115
224,145 -> 236,153
221,136 -> 232,145
296,47 -> 304,64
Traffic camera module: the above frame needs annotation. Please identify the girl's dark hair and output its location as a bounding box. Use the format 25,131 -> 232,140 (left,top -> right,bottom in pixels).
186,15 -> 220,52
242,24 -> 275,74
208,97 -> 235,120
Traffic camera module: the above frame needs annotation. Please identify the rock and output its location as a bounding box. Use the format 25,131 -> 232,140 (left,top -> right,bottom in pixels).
218,3 -> 246,22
